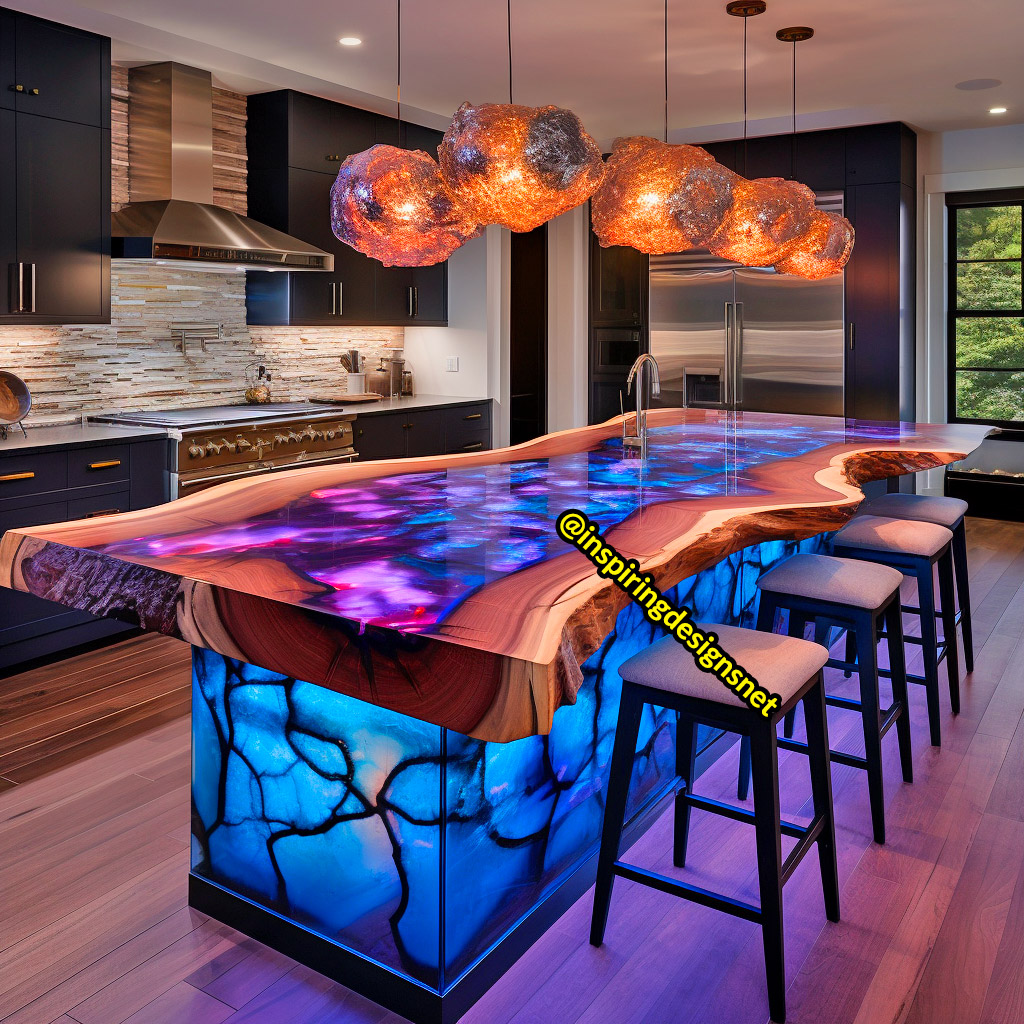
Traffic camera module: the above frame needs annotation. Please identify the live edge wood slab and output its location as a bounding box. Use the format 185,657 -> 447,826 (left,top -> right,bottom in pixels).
0,410 -> 987,742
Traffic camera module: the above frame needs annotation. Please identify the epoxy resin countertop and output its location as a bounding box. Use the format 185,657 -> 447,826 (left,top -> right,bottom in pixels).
0,409 -> 987,740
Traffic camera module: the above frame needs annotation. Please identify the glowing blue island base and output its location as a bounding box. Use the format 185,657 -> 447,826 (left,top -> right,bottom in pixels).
189,534 -> 826,1022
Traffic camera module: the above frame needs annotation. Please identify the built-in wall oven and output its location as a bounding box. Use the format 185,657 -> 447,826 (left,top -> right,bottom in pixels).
92,403 -> 356,498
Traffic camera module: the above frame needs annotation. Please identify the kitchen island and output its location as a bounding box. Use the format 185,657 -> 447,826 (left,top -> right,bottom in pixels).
0,409 -> 987,1023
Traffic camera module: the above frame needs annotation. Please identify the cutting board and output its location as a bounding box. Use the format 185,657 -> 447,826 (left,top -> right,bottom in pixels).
311,393 -> 384,404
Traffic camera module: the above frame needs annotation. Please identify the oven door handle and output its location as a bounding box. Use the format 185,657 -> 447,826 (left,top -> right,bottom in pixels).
178,452 -> 357,490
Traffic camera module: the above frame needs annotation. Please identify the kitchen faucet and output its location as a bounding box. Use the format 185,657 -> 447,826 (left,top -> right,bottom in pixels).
623,353 -> 661,458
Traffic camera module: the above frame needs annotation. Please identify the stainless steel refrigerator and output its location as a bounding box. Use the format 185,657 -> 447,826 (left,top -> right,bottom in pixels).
649,198 -> 845,416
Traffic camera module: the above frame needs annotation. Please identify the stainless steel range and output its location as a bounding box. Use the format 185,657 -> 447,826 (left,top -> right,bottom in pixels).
92,403 -> 355,497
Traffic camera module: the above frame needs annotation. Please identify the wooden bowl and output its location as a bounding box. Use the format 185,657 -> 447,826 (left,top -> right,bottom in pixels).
0,371 -> 31,424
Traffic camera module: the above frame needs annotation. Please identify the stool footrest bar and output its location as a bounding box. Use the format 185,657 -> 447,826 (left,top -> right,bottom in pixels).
777,736 -> 866,770
613,861 -> 763,924
682,791 -> 808,839
823,693 -> 863,712
781,816 -> 825,885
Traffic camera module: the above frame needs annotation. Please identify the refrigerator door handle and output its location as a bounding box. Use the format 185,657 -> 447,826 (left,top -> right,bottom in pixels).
734,300 -> 744,407
723,301 -> 733,406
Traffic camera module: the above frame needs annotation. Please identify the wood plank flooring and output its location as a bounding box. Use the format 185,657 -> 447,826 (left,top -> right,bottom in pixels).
2,517 -> 1023,1024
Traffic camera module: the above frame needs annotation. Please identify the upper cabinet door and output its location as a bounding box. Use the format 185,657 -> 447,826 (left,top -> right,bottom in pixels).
0,10 -> 13,112
0,109 -> 14,314
15,115 -> 108,321
591,234 -> 646,326
288,92 -> 376,174
13,13 -> 108,127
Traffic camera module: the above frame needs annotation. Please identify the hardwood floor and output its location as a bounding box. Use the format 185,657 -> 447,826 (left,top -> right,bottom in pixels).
2,517 -> 1023,1024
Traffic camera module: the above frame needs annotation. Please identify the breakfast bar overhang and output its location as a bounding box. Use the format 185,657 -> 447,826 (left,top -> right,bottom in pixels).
0,409 -> 987,1023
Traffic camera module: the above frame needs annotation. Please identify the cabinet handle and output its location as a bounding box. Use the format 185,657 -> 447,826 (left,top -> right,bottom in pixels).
337,280 -> 343,315
326,154 -> 340,162
88,459 -> 122,470
9,263 -> 24,313
25,262 -> 36,313
29,88 -> 38,96
407,285 -> 418,317
329,282 -> 337,315
462,442 -> 484,450
9,84 -> 24,93
85,508 -> 121,518
463,413 -> 482,421
0,471 -> 35,482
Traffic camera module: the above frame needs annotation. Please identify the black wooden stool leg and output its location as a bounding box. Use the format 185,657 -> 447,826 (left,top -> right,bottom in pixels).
938,551 -> 961,715
952,519 -> 974,673
855,612 -> 886,845
591,685 -> 644,947
844,627 -> 856,678
802,672 -> 840,923
738,594 -> 779,801
885,597 -> 913,785
674,714 -> 698,867
781,612 -> 808,741
916,559 -> 943,747
738,736 -> 751,801
750,725 -> 786,1023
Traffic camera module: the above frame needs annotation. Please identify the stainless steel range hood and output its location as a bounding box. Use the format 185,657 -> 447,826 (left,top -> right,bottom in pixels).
112,63 -> 333,273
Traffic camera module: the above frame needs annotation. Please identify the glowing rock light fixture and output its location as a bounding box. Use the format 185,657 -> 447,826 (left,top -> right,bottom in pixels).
438,101 -> 605,233
330,146 -> 481,267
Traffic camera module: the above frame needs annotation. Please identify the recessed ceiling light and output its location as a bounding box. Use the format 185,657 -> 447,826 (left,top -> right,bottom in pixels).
990,106 -> 1008,114
955,78 -> 1001,91
339,36 -> 361,46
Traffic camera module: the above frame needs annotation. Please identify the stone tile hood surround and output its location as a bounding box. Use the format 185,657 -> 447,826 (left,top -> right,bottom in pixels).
111,62 -> 333,273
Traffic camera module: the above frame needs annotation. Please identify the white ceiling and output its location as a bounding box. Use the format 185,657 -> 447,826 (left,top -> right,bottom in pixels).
6,0 -> 1024,145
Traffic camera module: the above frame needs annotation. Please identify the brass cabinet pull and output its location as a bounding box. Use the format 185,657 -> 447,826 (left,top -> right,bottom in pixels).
0,471 -> 35,481
85,508 -> 121,518
462,441 -> 484,450
88,459 -> 122,470
29,88 -> 39,96
9,84 -> 24,92
463,413 -> 482,420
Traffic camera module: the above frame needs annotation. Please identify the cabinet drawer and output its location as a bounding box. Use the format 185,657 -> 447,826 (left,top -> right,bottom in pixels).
68,489 -> 130,520
443,404 -> 490,431
354,413 -> 408,461
446,430 -> 490,455
68,445 -> 130,487
0,450 -> 66,499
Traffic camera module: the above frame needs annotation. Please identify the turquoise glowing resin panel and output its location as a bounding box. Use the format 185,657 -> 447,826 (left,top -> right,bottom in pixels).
190,533 -> 827,993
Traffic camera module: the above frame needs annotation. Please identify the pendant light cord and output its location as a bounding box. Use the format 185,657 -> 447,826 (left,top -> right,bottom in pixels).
508,0 -> 513,104
790,39 -> 796,179
742,13 -> 748,175
664,0 -> 669,143
396,0 -> 402,132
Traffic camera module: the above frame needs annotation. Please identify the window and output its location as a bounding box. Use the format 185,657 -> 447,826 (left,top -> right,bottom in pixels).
947,189 -> 1024,425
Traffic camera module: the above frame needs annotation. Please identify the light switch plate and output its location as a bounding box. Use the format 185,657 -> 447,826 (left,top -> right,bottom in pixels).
446,357 -> 459,372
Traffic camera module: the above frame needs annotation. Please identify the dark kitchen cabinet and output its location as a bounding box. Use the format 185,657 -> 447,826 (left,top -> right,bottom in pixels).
9,12 -> 109,127
247,90 -> 448,327
590,233 -> 647,326
354,402 -> 492,461
845,122 -> 916,187
0,6 -> 110,325
15,114 -> 108,321
0,436 -> 167,670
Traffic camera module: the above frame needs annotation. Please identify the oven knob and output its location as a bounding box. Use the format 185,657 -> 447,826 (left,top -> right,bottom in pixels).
188,444 -> 203,458
289,431 -> 303,443
236,437 -> 252,450
312,429 -> 324,441
326,430 -> 336,440
224,440 -> 238,454
274,433 -> 288,445
206,440 -> 223,455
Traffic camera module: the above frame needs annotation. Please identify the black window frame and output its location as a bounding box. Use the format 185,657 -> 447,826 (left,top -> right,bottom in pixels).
946,187 -> 1024,427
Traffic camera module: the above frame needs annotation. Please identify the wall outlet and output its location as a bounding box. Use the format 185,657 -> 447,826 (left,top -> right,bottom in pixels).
446,356 -> 459,372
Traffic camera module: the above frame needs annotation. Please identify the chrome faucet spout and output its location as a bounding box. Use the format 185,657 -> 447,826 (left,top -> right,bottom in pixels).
623,353 -> 661,459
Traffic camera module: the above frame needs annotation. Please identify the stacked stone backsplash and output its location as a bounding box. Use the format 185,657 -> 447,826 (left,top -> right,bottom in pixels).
0,67 -> 402,426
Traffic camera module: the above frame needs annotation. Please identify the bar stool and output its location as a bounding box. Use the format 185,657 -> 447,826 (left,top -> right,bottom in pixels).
832,514 -> 959,747
592,623 -> 839,1024
856,493 -> 974,672
735,553 -> 913,844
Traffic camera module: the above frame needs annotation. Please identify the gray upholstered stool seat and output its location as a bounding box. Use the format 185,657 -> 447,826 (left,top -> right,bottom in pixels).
856,492 -> 976,675
833,514 -> 952,559
856,492 -> 968,528
618,622 -> 829,707
757,553 -> 903,611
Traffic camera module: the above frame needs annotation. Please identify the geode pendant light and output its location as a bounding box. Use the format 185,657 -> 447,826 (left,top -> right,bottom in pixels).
330,0 -> 481,266
439,101 -> 605,232
331,146 -> 481,267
